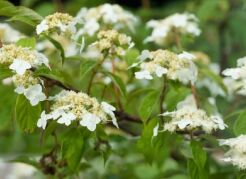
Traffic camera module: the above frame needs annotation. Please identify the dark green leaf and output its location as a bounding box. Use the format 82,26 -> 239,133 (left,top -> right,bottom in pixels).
139,90 -> 159,123
0,65 -> 12,79
80,60 -> 98,79
233,109 -> 246,135
188,159 -> 199,179
0,1 -> 42,26
15,95 -> 41,133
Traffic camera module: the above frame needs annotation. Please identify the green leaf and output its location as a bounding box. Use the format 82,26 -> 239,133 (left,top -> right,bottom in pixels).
0,65 -> 12,79
16,37 -> 36,49
62,128 -> 86,172
45,35 -> 65,64
137,119 -> 169,164
190,141 -> 207,169
80,60 -> 98,79
233,109 -> 246,135
139,90 -> 159,123
125,48 -> 140,66
188,159 -> 200,179
0,1 -> 42,26
34,67 -> 68,87
104,72 -> 127,97
15,95 -> 41,133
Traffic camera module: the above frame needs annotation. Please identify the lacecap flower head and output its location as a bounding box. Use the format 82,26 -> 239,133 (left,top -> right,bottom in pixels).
74,3 -> 138,37
36,12 -> 76,35
220,135 -> 246,170
134,50 -> 197,85
222,56 -> 246,95
37,90 -> 118,131
145,13 -> 201,46
161,95 -> 227,133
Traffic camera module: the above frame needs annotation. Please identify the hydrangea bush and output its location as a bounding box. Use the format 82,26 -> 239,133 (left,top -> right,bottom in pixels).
1,0 -> 246,178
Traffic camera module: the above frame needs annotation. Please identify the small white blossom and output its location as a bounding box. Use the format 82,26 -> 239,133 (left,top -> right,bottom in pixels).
36,20 -> 49,35
37,111 -> 52,129
9,59 -> 31,75
101,102 -> 118,128
135,70 -> 153,80
24,84 -> 46,106
57,112 -> 76,126
80,113 -> 101,131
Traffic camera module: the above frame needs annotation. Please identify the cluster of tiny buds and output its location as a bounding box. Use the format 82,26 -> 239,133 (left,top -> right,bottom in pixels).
91,29 -> 134,57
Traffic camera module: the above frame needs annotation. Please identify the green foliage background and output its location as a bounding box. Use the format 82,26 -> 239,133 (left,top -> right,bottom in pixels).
1,0 -> 246,178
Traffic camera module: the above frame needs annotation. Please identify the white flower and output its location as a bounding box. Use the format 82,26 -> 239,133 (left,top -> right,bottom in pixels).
178,51 -> 195,60
155,66 -> 168,77
57,112 -> 76,126
37,111 -> 52,129
36,20 -> 49,35
14,86 -> 25,94
153,123 -> 159,137
174,119 -> 192,129
212,115 -> 227,130
0,23 -> 23,43
101,102 -> 118,128
219,135 -> 246,170
24,84 -> 46,106
135,70 -> 153,80
80,113 -> 101,131
9,59 -> 31,75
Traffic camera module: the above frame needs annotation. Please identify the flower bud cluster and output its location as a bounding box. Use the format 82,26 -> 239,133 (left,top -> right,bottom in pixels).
37,90 -> 118,131
91,29 -> 134,57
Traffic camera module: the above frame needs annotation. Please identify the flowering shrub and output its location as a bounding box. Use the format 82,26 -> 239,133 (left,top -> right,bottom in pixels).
1,0 -> 246,178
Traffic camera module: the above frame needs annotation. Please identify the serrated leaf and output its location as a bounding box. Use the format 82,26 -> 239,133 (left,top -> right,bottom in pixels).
62,129 -> 85,172
15,95 -> 41,133
104,72 -> 127,97
45,35 -> 65,64
0,1 -> 42,26
233,109 -> 246,135
16,37 -> 36,49
80,60 -> 98,79
139,90 -> 159,123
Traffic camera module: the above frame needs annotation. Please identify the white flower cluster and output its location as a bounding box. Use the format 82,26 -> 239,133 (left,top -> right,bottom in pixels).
36,12 -> 76,35
74,3 -> 138,37
37,90 -> 118,131
91,29 -> 134,56
134,50 -> 197,85
0,44 -> 49,105
222,56 -> 246,95
145,13 -> 201,46
161,95 -> 227,133
220,135 -> 246,170
0,23 -> 23,43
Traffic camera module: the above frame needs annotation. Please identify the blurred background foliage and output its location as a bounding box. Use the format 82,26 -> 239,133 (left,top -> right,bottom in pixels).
1,0 -> 246,178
